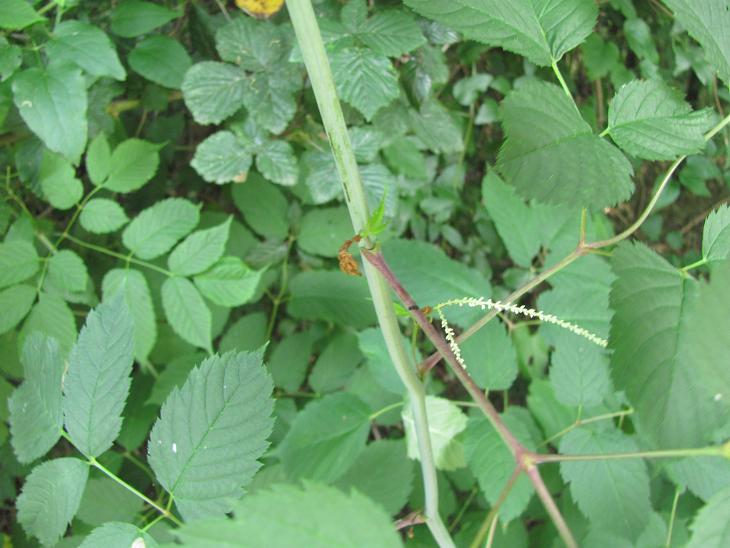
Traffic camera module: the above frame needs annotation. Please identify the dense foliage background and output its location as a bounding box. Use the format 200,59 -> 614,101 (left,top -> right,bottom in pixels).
1,0 -> 729,546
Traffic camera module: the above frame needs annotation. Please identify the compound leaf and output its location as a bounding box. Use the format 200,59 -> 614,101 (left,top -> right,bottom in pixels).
168,217 -> 231,277
191,130 -> 252,184
161,277 -> 212,353
46,21 -> 125,80
702,205 -> 730,264
182,62 -> 248,125
79,198 -> 129,234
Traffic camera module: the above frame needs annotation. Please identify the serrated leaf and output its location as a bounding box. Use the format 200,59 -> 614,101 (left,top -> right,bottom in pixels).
80,198 -> 129,234
85,133 -> 111,185
408,97 -> 464,154
46,21 -> 125,80
279,393 -> 371,482
193,256 -> 263,307
498,81 -> 633,209
38,151 -> 83,210
104,138 -> 161,193
607,80 -> 714,160
702,205 -> 730,264
63,295 -> 134,457
404,0 -> 597,66
0,284 -> 35,334
110,0 -> 178,37
122,197 -> 200,260
287,271 -> 376,328
663,0 -> 730,84
241,67 -> 300,134
173,482 -> 401,547
161,277 -> 212,353
687,487 -> 730,548
148,350 -> 274,520
298,206 -> 353,258
215,16 -> 288,70
0,0 -> 43,30
404,396 -> 467,471
8,334 -> 64,463
47,249 -> 88,293
12,64 -> 87,163
17,458 -> 89,546
79,522 -> 158,548
129,36 -> 191,89
231,173 -> 289,238
102,268 -> 157,363
20,292 -> 77,355
460,320 -> 518,391
330,47 -> 399,120
168,217 -> 231,276
464,408 -> 536,522
559,427 -> 652,541
191,130 -> 252,184
356,10 -> 426,57
550,338 -> 612,408
76,477 -> 143,527
310,332 -> 363,394
268,330 -> 317,391
667,457 -> 730,502
0,240 -> 38,288
182,62 -> 248,125
610,242 -> 728,447
256,139 -> 299,186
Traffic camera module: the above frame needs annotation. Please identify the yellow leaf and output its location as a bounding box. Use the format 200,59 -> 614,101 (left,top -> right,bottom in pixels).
235,0 -> 285,18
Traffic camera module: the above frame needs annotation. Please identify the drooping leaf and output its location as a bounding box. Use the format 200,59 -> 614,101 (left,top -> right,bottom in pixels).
148,350 -> 274,521
122,197 -> 200,260
559,426 -> 653,542
193,256 -> 263,307
8,334 -> 64,463
104,138 -> 161,193
607,79 -> 714,160
46,21 -> 125,80
102,268 -> 157,363
79,198 -> 129,234
498,81 -> 633,209
173,482 -> 401,547
687,487 -> 730,548
191,130 -> 252,184
702,205 -> 730,264
79,522 -> 158,548
161,277 -> 212,353
17,458 -> 89,546
403,396 -> 467,471
110,0 -> 179,37
0,284 -> 35,334
182,62 -> 248,125
404,0 -> 597,66
663,0 -> 730,84
129,35 -> 191,89
0,240 -> 38,288
168,217 -> 231,277
279,392 -> 371,483
12,64 -> 87,163
63,295 -> 134,457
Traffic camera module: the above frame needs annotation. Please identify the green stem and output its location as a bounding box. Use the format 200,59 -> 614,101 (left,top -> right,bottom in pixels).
681,257 -> 708,272
64,234 -> 174,276
285,2 -> 454,545
54,185 -> 101,248
539,408 -> 634,448
368,401 -> 405,421
535,445 -> 724,464
551,59 -> 573,102
665,487 -> 682,548
470,466 -> 522,548
599,127 -> 610,138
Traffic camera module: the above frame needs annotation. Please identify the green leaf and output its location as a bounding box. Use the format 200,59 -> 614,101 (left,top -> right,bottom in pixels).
173,482 -> 402,547
0,284 -> 35,334
168,217 -> 231,277
12,64 -> 87,163
38,152 -> 83,210
309,332 -> 363,394
624,18 -> 659,64
241,66 -> 300,134
358,327 -> 409,395
663,0 -> 730,84
256,139 -> 299,186
46,21 -> 125,80
702,205 -> 730,264
268,330 -> 317,392
148,350 -> 274,520
408,97 -> 464,154
79,523 -> 158,548
298,206 -> 353,258
182,62 -> 248,125
8,334 -> 64,463
110,0 -> 179,38
215,16 -> 289,71
482,170 -> 542,267
20,292 -> 77,356
191,130 -> 252,184
129,36 -> 191,89
667,457 -> 730,502
498,81 -> 633,209
279,393 -> 371,483
460,321 -> 518,391
550,338 -> 612,408
404,396 -> 467,471
610,242 -> 728,447
356,10 -> 425,57
335,439 -> 414,516
63,295 -> 134,457
219,312 -> 267,354
80,198 -> 129,234
382,239 -> 490,327
102,268 -> 157,363
404,0 -> 597,66
85,133 -> 111,185
0,0 -> 43,30
231,173 -> 289,238
287,271 -> 377,329
47,249 -> 88,293
76,477 -> 143,527
104,138 -> 161,193
453,73 -> 493,106
559,427 -> 652,541
607,79 -> 714,160
122,197 -> 200,260
330,47 -> 399,120
161,277 -> 212,353
17,458 -> 89,546
193,256 -> 263,307
0,36 -> 22,80
687,487 -> 730,548
383,138 -> 427,180
0,240 -> 38,289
